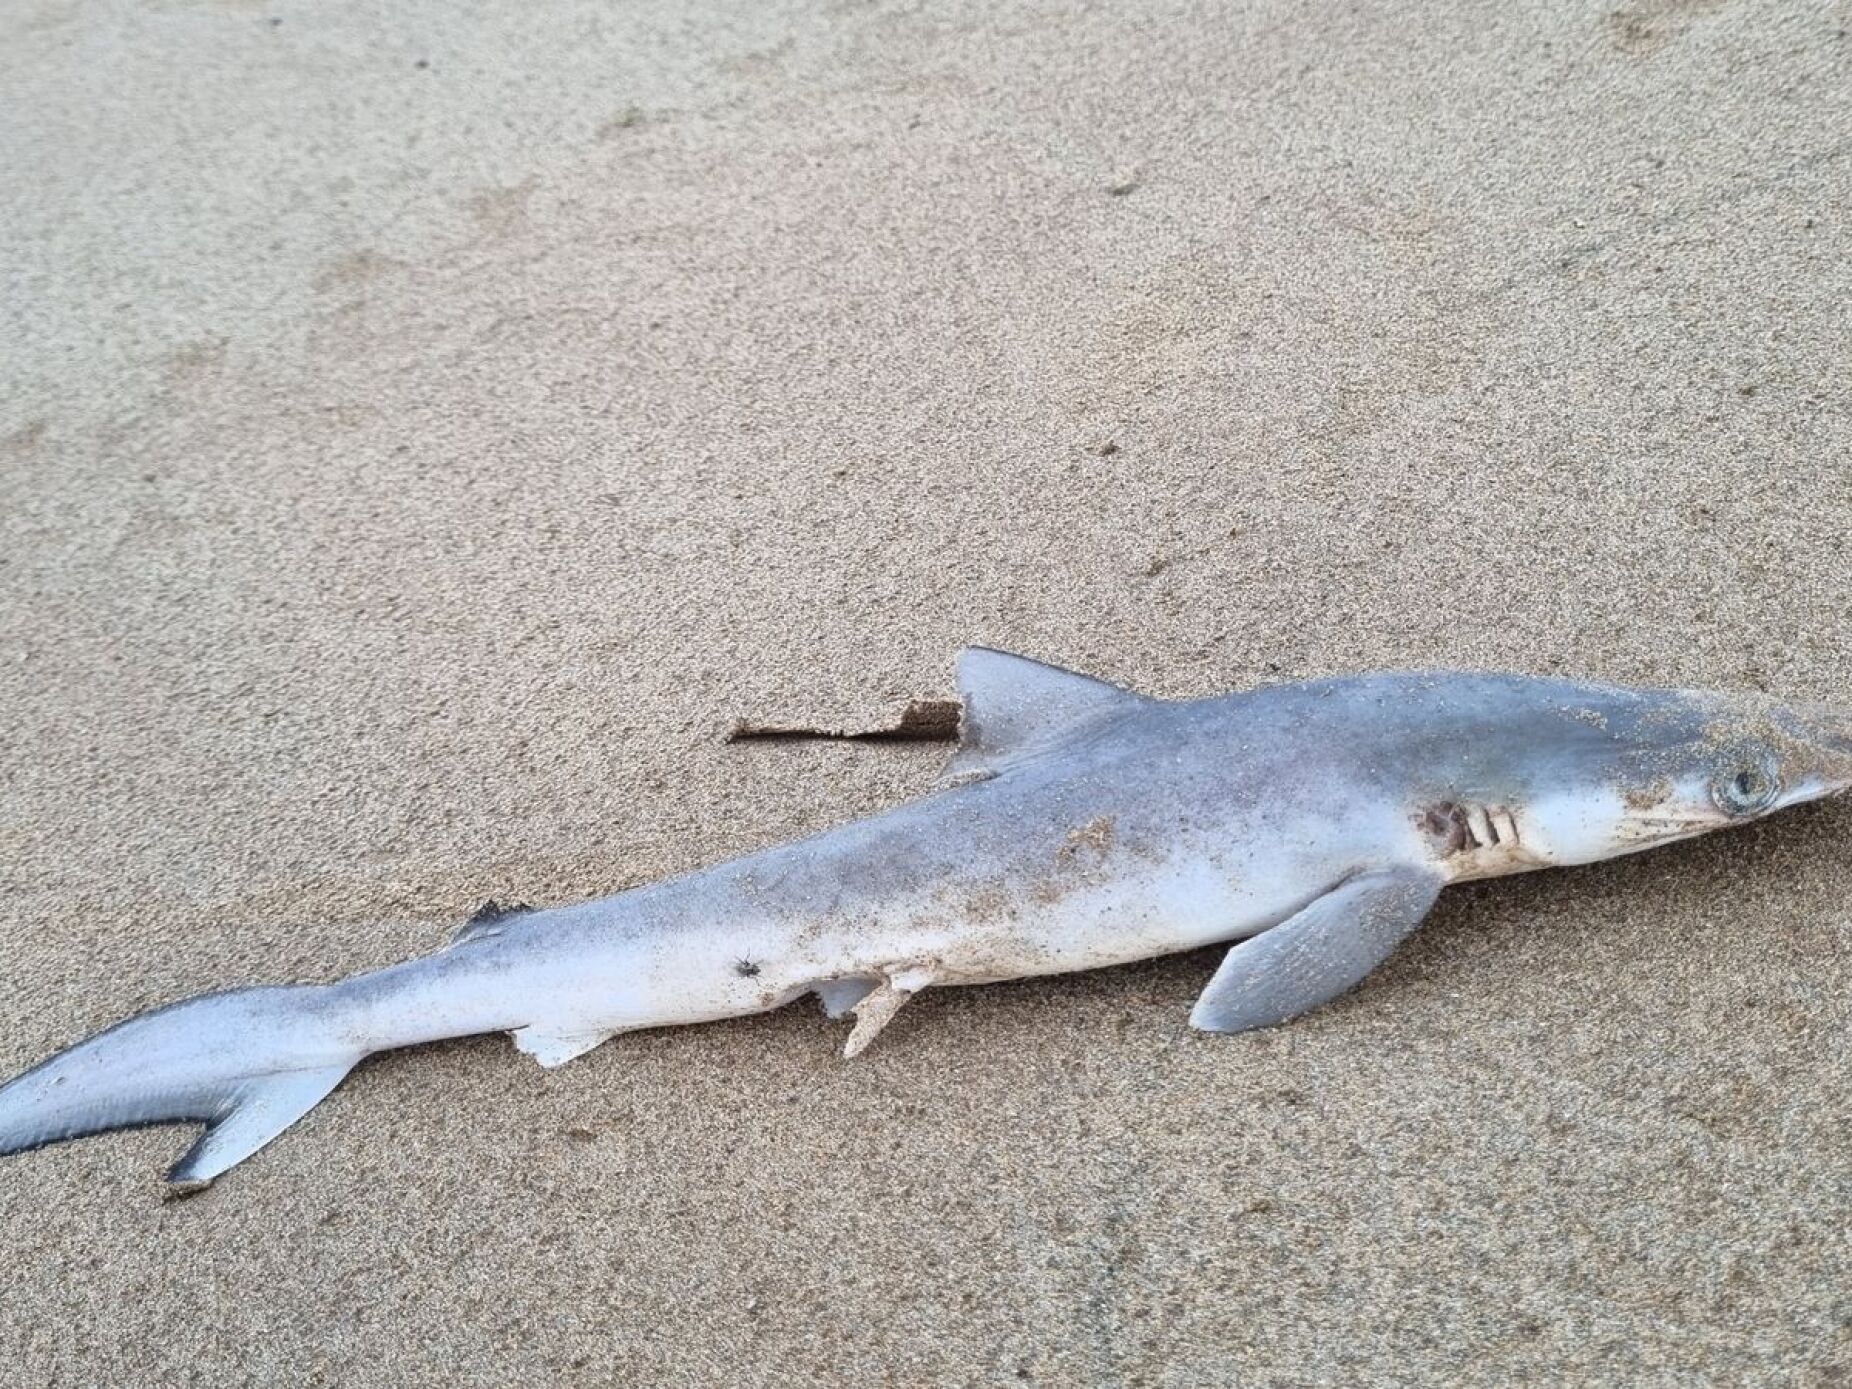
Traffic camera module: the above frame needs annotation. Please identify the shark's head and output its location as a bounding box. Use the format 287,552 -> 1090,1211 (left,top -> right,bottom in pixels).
1513,688 -> 1852,870
1402,677 -> 1852,879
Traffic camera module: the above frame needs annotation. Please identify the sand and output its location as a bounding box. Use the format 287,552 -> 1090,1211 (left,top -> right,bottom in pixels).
2,0 -> 1849,1382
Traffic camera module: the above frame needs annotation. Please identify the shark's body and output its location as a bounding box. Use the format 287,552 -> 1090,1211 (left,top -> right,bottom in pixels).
3,649 -> 1849,1186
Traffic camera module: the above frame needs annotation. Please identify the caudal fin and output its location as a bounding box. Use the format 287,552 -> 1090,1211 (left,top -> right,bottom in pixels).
0,985 -> 365,1185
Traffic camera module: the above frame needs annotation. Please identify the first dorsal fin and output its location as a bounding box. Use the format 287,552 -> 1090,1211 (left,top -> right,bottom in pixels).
942,647 -> 1148,783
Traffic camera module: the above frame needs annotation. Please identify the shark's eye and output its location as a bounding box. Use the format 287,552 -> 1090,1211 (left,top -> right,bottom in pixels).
1713,764 -> 1780,816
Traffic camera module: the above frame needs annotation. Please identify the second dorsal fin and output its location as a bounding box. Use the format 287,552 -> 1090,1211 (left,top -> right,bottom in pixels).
942,647 -> 1148,782
450,899 -> 535,947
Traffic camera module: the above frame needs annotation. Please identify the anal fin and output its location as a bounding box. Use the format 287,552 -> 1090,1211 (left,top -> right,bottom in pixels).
168,1061 -> 358,1186
512,1025 -> 614,1068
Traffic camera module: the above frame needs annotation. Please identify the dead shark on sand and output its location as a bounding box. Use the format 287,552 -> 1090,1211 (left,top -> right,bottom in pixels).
3,647 -> 1848,1186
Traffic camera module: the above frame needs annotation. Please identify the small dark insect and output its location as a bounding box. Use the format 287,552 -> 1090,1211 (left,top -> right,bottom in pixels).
734,959 -> 761,978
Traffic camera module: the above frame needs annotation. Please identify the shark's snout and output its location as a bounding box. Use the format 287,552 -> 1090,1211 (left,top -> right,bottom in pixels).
1781,701 -> 1852,799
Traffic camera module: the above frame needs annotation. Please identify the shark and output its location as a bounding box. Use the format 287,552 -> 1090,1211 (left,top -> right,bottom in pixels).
2,647 -> 1847,1187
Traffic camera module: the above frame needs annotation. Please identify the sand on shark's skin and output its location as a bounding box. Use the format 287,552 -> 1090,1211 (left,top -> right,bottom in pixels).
3,0 -> 1850,1384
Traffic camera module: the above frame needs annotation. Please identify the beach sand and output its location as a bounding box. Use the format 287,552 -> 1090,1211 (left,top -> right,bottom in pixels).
2,0 -> 1848,1382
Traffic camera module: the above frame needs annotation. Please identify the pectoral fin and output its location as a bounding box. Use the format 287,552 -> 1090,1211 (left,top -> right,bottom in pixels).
1190,865 -> 1444,1034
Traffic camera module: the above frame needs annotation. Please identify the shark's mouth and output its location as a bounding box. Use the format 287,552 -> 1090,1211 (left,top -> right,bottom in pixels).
1610,812 -> 1723,848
